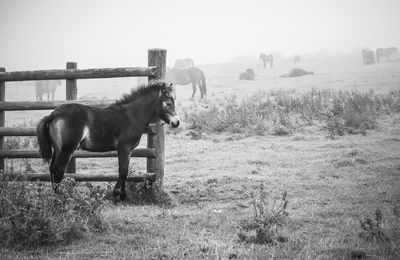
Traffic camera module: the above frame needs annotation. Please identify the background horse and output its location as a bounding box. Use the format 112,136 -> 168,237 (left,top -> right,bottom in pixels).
174,58 -> 194,69
35,80 -> 61,101
362,49 -> 375,65
376,47 -> 398,62
280,68 -> 313,77
166,67 -> 207,99
259,53 -> 274,68
36,82 -> 180,200
239,68 -> 255,80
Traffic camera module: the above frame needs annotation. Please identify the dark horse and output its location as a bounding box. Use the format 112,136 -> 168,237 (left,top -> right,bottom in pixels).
376,47 -> 398,62
36,82 -> 180,200
166,67 -> 207,99
259,53 -> 274,68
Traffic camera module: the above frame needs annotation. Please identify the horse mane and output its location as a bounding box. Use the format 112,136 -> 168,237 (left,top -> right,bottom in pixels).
115,81 -> 171,105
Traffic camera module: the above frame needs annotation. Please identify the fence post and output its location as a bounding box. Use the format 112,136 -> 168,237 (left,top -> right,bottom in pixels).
66,62 -> 77,173
147,49 -> 166,186
0,67 -> 5,172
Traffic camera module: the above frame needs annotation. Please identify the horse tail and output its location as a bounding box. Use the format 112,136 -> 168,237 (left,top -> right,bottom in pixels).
200,70 -> 207,96
36,114 -> 54,163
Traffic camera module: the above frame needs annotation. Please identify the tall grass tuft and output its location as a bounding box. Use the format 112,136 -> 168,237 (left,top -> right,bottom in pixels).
183,89 -> 400,136
0,175 -> 110,249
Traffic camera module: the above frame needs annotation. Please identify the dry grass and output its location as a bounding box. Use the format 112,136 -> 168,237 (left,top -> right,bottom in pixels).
2,114 -> 399,259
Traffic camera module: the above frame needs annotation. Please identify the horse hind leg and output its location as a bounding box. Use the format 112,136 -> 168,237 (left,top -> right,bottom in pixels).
49,148 -> 74,191
48,119 -> 83,190
191,82 -> 197,99
199,82 -> 204,99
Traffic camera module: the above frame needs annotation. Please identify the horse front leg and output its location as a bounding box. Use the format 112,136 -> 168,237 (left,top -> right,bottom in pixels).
114,145 -> 132,200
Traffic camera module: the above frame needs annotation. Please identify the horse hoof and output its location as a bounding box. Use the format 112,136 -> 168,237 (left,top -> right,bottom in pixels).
113,188 -> 127,201
120,193 -> 127,201
113,188 -> 122,197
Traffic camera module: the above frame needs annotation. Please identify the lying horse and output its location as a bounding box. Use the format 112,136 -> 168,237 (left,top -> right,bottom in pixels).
259,53 -> 274,68
239,68 -> 255,80
36,81 -> 180,200
35,80 -> 61,101
280,68 -> 313,77
166,67 -> 207,99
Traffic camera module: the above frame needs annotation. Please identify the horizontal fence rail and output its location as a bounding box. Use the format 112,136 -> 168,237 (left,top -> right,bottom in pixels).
0,67 -> 158,82
0,148 -> 156,159
3,172 -> 156,182
0,100 -> 113,111
0,124 -> 157,136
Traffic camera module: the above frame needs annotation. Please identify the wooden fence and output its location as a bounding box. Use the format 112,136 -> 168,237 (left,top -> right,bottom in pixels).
0,49 -> 167,185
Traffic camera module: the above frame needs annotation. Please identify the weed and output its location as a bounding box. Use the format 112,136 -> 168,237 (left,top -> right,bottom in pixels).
359,209 -> 390,242
237,184 -> 289,244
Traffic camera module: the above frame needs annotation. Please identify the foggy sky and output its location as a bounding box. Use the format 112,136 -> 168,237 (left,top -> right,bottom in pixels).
1,0 -> 400,70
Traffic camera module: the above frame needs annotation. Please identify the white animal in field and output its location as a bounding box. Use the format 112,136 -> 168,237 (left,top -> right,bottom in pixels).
35,80 -> 61,101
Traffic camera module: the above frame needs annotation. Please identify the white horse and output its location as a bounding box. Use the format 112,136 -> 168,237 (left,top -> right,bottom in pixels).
35,80 -> 61,101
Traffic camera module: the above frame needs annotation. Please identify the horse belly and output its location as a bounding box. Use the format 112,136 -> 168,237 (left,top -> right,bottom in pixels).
79,127 -> 117,152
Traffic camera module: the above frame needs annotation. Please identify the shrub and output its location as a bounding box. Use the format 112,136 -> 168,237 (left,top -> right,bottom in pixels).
0,175 -> 110,248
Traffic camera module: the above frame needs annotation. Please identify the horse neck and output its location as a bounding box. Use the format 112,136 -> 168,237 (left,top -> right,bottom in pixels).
123,92 -> 159,127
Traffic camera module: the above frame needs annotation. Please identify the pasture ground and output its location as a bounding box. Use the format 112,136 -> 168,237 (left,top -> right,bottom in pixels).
1,53 -> 400,259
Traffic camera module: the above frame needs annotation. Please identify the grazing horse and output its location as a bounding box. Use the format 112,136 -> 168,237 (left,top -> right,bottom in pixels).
280,68 -> 313,77
35,80 -> 61,101
376,47 -> 398,62
166,67 -> 207,99
239,68 -> 255,80
174,58 -> 194,69
259,53 -> 274,68
36,82 -> 180,200
361,49 -> 375,65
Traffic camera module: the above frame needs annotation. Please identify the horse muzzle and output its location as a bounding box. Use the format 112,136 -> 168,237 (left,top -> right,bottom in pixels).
169,115 -> 180,128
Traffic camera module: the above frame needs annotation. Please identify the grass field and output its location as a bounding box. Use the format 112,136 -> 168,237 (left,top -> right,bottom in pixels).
1,53 -> 400,259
